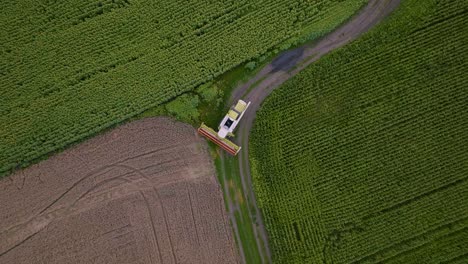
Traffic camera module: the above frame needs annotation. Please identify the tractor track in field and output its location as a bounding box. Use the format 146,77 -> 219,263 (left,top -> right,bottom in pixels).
221,0 -> 401,262
1,118 -> 239,264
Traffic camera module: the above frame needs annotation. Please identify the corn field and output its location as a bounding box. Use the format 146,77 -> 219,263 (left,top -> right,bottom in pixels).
250,0 -> 468,262
0,0 -> 366,176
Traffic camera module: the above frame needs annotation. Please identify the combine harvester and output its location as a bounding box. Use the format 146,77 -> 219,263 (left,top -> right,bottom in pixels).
198,99 -> 251,155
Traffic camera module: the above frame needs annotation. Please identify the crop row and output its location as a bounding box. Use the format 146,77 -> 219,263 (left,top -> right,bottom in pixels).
0,0 -> 367,175
250,0 -> 468,262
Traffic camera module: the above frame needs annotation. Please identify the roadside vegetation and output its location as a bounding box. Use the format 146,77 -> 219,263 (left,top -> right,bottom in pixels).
213,151 -> 265,263
250,0 -> 468,263
0,0 -> 366,177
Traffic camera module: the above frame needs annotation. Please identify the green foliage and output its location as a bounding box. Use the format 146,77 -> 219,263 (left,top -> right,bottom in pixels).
196,82 -> 222,103
165,93 -> 200,123
0,0 -> 365,176
250,0 -> 468,263
245,61 -> 257,71
133,105 -> 166,119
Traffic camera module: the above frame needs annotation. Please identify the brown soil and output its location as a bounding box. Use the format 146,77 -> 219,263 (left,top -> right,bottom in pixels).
0,117 -> 238,264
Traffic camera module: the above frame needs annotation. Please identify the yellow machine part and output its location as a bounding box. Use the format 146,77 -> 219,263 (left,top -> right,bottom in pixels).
198,123 -> 241,155
228,110 -> 239,120
234,101 -> 247,112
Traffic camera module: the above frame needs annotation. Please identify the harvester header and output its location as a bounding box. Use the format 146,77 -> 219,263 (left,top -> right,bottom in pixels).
198,100 -> 251,155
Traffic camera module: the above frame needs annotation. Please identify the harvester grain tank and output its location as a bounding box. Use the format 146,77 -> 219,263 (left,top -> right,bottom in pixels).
198,100 -> 251,155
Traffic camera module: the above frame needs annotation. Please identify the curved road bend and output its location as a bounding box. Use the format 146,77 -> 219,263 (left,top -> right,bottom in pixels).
222,0 -> 401,263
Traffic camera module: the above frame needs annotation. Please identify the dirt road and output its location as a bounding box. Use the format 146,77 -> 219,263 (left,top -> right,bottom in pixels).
225,0 -> 401,262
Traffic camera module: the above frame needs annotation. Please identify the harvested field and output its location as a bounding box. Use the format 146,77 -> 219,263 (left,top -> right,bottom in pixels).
0,117 -> 238,264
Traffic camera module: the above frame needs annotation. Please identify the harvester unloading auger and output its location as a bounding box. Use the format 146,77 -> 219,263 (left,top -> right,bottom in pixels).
198,99 -> 251,155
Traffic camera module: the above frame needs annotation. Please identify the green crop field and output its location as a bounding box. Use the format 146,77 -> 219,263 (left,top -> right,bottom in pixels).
0,0 -> 366,176
250,0 -> 468,263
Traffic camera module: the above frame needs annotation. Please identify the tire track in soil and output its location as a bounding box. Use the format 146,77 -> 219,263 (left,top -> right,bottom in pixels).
220,1 -> 401,262
1,163 -> 163,260
157,188 -> 179,264
124,163 -> 166,264
115,163 -> 179,264
5,142 -> 188,234
1,119 -> 238,263
141,192 -> 164,264
186,185 -> 202,246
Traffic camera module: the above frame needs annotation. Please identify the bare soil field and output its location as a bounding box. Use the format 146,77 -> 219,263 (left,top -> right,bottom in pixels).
0,117 -> 238,264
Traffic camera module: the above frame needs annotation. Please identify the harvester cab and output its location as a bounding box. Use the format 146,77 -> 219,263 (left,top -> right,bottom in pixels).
198,100 -> 251,155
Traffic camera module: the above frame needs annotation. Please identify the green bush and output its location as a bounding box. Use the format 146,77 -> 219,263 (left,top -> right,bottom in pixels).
165,94 -> 200,123
196,82 -> 221,103
245,61 -> 257,71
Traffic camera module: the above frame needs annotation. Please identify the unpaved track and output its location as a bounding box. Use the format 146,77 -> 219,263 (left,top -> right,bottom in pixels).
0,117 -> 238,264
225,0 -> 401,262
219,154 -> 247,261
